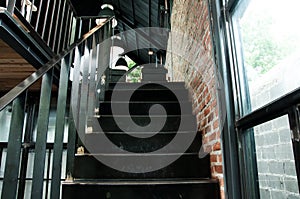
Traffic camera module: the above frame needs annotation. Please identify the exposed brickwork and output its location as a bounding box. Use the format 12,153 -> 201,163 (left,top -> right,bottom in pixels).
165,0 -> 224,198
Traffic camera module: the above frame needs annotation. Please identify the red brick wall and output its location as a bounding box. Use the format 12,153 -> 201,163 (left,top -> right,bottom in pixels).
165,0 -> 224,198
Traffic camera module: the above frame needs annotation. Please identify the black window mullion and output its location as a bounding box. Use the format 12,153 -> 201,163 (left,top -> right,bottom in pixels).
288,106 -> 300,193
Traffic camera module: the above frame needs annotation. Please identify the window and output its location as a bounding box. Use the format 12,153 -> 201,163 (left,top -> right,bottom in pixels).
233,0 -> 300,113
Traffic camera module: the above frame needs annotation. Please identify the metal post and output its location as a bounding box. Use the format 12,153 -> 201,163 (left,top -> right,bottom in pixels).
288,106 -> 300,193
18,99 -> 36,199
31,69 -> 54,199
7,0 -> 16,14
1,93 -> 26,199
50,54 -> 71,199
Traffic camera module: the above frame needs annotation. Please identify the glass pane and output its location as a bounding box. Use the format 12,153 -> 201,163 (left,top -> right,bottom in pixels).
233,0 -> 300,112
253,115 -> 299,198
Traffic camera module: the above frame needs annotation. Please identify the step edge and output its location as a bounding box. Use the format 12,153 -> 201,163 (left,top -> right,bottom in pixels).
62,179 -> 218,185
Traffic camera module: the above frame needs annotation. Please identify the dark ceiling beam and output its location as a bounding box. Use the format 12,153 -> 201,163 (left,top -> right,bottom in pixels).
134,32 -> 140,58
116,0 -> 121,11
121,23 -> 129,48
116,14 -> 166,50
158,0 -> 161,27
131,0 -> 136,25
149,0 -> 152,27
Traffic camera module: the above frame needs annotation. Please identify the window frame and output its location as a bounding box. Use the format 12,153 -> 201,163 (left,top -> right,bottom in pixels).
210,0 -> 300,198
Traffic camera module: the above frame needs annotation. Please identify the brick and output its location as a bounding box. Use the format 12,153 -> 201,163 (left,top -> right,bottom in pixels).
220,189 -> 225,199
287,194 -> 300,199
258,174 -> 268,187
270,190 -> 287,199
210,154 -> 217,163
266,175 -> 284,190
213,142 -> 221,151
262,147 -> 276,159
257,161 -> 269,174
284,162 -> 297,176
213,120 -> 219,130
208,132 -> 216,142
279,129 -> 292,143
264,132 -> 279,146
284,177 -> 299,193
259,188 -> 271,199
213,165 -> 223,174
275,143 -> 294,160
269,161 -> 284,175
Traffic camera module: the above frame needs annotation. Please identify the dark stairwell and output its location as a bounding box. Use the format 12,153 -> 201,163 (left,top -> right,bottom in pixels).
63,75 -> 220,198
0,0 -> 220,198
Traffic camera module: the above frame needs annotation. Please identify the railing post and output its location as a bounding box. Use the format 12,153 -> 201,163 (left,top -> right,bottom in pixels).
7,0 -> 16,14
1,93 -> 26,199
17,97 -> 37,199
31,69 -> 54,199
87,35 -> 98,119
50,54 -> 71,199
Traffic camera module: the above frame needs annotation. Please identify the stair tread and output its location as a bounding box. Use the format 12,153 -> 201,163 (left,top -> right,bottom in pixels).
84,131 -> 197,134
98,115 -> 193,117
75,152 -> 200,156
108,82 -> 186,90
63,179 -> 218,185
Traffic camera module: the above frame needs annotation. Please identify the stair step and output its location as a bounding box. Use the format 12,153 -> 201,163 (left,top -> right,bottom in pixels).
105,89 -> 189,102
73,153 -> 210,179
142,74 -> 167,82
142,66 -> 168,74
108,82 -> 186,90
62,179 -> 220,199
99,101 -> 192,115
80,131 -> 202,153
96,115 -> 196,132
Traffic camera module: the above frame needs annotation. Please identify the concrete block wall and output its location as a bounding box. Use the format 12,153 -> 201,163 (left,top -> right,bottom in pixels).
250,59 -> 300,198
165,0 -> 224,198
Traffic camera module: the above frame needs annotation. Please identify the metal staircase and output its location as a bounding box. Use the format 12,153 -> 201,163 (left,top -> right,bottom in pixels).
0,6 -> 220,197
62,79 -> 220,198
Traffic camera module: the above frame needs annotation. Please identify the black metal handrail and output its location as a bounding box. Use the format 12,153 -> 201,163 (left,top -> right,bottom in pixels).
5,0 -> 79,53
0,17 -> 113,111
0,16 -> 114,198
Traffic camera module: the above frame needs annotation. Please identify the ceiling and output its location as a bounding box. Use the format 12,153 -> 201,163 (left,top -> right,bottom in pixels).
0,1 -> 171,94
70,0 -> 171,65
0,39 -> 42,95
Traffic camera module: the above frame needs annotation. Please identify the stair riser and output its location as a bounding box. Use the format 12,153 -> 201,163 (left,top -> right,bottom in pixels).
97,116 -> 196,132
99,102 -> 192,115
63,183 -> 220,199
105,89 -> 189,102
142,74 -> 167,82
80,131 -> 202,153
108,82 -> 186,90
73,154 -> 210,179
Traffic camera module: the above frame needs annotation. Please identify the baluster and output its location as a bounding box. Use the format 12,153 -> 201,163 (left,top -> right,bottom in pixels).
31,69 -> 54,199
62,8 -> 71,51
50,53 -> 71,199
65,12 -> 74,48
87,34 -> 98,123
56,0 -> 66,53
52,0 -> 62,51
41,0 -> 50,39
1,93 -> 26,199
17,99 -> 36,199
46,0 -> 57,46
34,0 -> 43,32
77,40 -> 90,138
66,48 -> 81,176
